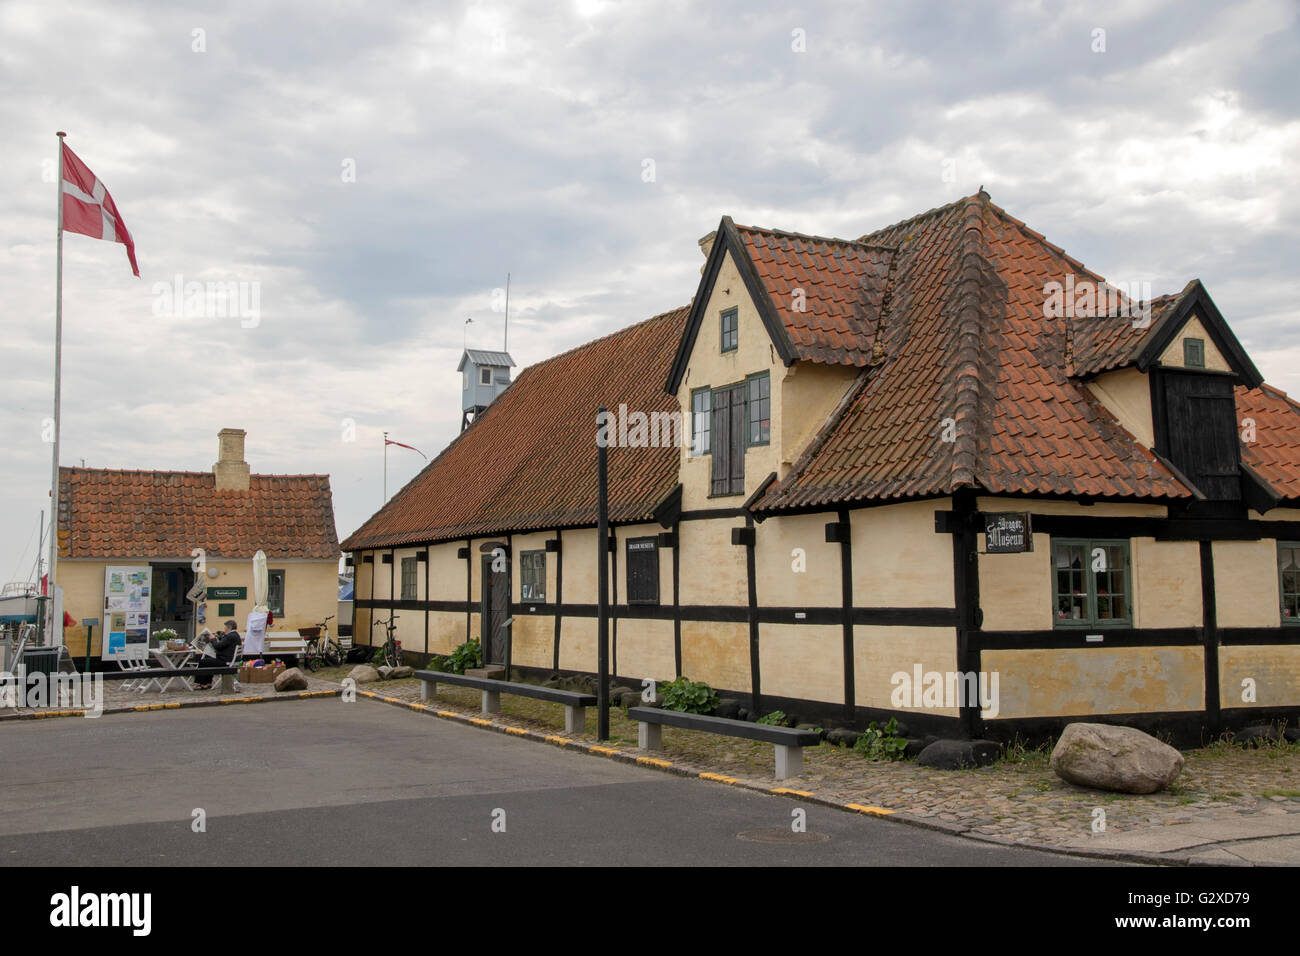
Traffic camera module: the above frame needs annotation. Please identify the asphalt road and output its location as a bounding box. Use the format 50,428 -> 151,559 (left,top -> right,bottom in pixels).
0,700 -> 1102,866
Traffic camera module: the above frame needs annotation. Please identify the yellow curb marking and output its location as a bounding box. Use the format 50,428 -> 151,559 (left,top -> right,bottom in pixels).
505,727 -> 528,736
163,702 -> 181,709
699,772 -> 738,784
770,788 -> 813,796
545,735 -> 569,746
636,756 -> 672,768
469,718 -> 492,727
437,710 -> 458,718
845,804 -> 894,816
590,746 -> 619,756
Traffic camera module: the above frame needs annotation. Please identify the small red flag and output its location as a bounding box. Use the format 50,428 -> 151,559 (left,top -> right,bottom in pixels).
61,143 -> 139,276
385,438 -> 427,459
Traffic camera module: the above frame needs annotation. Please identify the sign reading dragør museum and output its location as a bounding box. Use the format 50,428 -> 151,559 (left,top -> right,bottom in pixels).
984,512 -> 1032,553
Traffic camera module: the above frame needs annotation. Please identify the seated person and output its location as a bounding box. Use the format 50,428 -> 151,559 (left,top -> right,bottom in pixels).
195,619 -> 241,689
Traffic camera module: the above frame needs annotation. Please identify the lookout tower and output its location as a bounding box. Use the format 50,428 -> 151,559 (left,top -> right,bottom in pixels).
458,349 -> 515,430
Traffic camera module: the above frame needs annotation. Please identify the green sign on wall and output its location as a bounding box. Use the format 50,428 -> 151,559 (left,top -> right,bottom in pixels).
207,586 -> 247,600
217,603 -> 235,617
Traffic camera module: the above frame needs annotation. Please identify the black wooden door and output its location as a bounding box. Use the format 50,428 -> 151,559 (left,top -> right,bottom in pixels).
480,555 -> 509,664
1161,371 -> 1240,500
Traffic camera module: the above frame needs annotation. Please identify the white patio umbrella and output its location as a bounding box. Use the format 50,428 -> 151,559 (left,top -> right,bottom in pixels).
252,549 -> 268,612
245,549 -> 270,657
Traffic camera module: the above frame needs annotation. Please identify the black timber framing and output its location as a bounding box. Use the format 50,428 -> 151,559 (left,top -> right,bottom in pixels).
1201,541 -> 1221,734
463,538 -> 472,642
836,507 -> 855,722
951,490 -> 982,739
671,521 -> 682,677
552,529 -> 564,672
743,513 -> 761,715
424,546 -> 430,654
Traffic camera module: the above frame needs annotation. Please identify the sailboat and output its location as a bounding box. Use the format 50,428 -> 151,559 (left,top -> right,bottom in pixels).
0,583 -> 38,624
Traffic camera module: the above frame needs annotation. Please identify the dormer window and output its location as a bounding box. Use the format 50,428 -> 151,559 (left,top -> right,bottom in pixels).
480,367 -> 493,386
1184,338 -> 1205,368
720,308 -> 738,352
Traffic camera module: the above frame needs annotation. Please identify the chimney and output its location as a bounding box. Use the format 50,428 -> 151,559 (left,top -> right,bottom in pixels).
213,428 -> 250,491
698,230 -> 717,274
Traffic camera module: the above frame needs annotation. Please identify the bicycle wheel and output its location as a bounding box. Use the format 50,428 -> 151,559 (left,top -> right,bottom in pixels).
305,651 -> 322,672
324,641 -> 343,667
383,640 -> 401,668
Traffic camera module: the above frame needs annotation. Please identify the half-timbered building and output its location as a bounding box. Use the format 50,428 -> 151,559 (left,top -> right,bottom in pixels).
342,190 -> 1300,743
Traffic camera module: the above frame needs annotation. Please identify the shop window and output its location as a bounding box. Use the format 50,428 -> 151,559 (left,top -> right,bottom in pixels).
1053,539 -> 1131,627
268,569 -> 285,616
720,308 -> 738,352
1279,544 -> 1300,623
401,557 -> 418,600
626,538 -> 659,605
520,550 -> 546,601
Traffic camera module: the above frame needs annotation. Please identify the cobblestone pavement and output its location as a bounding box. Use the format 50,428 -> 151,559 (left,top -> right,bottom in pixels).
8,667 -> 1299,862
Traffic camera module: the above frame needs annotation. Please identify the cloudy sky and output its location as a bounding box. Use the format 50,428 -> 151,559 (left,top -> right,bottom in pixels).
2,0 -> 1297,581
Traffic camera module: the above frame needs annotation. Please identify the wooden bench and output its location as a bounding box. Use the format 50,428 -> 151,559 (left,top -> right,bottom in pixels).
414,670 -> 596,734
627,706 -> 822,780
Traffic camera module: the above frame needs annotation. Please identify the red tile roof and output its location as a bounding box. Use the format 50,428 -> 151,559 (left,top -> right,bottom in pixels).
58,469 -> 338,560
734,225 -> 894,366
1237,384 -> 1300,501
341,306 -> 689,551
756,192 -> 1192,510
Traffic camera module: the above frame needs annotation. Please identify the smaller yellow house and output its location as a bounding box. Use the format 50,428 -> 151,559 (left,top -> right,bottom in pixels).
56,428 -> 339,665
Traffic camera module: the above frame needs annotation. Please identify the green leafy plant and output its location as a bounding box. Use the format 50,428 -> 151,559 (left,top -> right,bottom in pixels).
445,639 -> 483,675
757,710 -> 788,726
659,676 -> 718,715
853,717 -> 908,761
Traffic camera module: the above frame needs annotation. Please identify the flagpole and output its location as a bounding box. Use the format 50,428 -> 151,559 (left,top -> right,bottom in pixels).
48,131 -> 65,621
383,430 -> 388,506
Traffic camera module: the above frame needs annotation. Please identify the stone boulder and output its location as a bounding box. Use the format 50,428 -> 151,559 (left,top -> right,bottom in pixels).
347,664 -> 380,685
376,665 -> 394,680
916,739 -> 1000,769
713,698 -> 743,720
390,665 -> 414,679
274,667 -> 309,692
1050,722 -> 1184,794
1232,724 -> 1284,748
825,728 -> 860,748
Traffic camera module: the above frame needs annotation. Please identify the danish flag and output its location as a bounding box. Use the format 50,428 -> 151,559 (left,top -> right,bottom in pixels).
61,143 -> 139,276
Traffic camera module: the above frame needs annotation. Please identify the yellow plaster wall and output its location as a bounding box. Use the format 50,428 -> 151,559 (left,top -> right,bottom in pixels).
778,362 -> 858,475
614,618 -> 676,682
1132,539 -> 1201,629
680,619 -> 750,693
1214,540 -> 1280,628
854,626 -> 959,714
853,500 -> 954,607
983,646 -> 1204,718
1159,314 -> 1231,372
674,249 -> 782,510
978,535 -> 1052,631
1087,367 -> 1156,449
1219,645 -> 1300,709
755,511 -> 840,607
759,623 -> 842,703
678,518 -> 747,607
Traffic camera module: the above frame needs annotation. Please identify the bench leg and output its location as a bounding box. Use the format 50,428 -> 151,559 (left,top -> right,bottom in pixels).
564,705 -> 585,734
419,679 -> 436,701
481,689 -> 501,714
220,673 -> 234,694
774,744 -> 803,780
638,721 -> 662,751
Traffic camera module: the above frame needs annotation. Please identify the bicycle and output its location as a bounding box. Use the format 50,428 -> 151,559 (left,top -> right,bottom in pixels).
299,615 -> 341,672
371,614 -> 402,668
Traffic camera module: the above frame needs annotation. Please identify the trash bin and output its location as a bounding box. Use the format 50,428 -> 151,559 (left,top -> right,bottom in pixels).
20,647 -> 60,681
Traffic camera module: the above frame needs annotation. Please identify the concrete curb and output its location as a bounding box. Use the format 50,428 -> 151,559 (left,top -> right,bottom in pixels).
353,689 -> 1208,867
0,688 -> 340,722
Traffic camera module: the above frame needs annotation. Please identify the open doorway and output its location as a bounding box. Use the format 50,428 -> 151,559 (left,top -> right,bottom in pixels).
151,564 -> 196,643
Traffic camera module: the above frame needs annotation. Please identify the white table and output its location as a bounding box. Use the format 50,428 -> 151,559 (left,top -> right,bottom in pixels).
138,647 -> 196,693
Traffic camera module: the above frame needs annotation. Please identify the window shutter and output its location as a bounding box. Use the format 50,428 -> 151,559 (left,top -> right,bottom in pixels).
728,387 -> 746,494
712,388 -> 731,496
